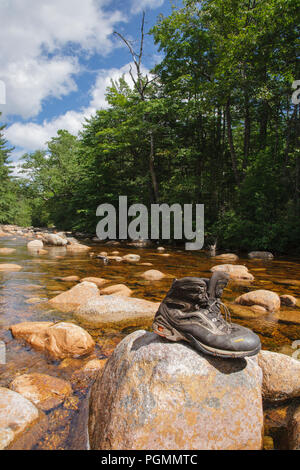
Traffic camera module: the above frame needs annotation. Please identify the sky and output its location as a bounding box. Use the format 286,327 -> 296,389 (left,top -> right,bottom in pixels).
0,0 -> 175,169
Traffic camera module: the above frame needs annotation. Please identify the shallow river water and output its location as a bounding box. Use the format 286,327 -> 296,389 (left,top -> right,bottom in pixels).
0,234 -> 300,449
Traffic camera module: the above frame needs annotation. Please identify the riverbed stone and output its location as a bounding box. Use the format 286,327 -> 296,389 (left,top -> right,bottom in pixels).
67,243 -> 91,253
289,406 -> 300,450
258,350 -> 300,402
10,321 -> 95,359
0,387 -> 40,450
10,373 -> 72,411
48,281 -> 100,311
99,284 -> 133,297
27,240 -> 44,251
0,248 -> 16,255
42,233 -> 67,246
235,290 -> 280,312
75,296 -> 159,329
210,264 -> 254,281
248,251 -> 274,260
89,330 -> 263,450
58,275 -> 80,282
122,254 -> 141,263
140,269 -> 166,281
213,253 -> 239,261
80,277 -> 108,287
0,263 -> 22,272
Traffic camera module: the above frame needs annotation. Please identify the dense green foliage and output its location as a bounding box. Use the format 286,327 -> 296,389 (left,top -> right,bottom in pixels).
0,0 -> 299,252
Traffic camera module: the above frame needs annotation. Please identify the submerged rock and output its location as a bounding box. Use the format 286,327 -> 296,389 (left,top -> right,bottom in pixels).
0,248 -> 16,255
67,243 -> 91,253
48,281 -> 100,312
0,387 -> 40,450
213,253 -> 239,261
258,350 -> 300,402
10,321 -> 95,359
248,251 -> 274,260
0,263 -> 22,272
280,295 -> 297,307
122,254 -> 141,263
75,296 -> 158,329
80,277 -> 108,287
235,290 -> 280,312
140,269 -> 166,281
89,330 -> 263,450
10,373 -> 72,411
42,233 -> 67,247
210,264 -> 254,281
99,284 -> 133,297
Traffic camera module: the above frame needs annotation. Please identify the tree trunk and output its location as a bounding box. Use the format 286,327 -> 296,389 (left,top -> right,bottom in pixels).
226,98 -> 240,185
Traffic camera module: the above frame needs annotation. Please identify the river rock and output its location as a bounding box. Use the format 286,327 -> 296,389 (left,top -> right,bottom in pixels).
42,233 -> 67,246
258,350 -> 300,401
99,284 -> 133,297
27,240 -> 44,251
10,373 -> 72,411
10,321 -> 95,359
280,295 -> 297,307
0,263 -> 22,272
0,248 -> 16,255
157,246 -> 165,252
80,277 -> 108,287
141,269 -> 165,281
289,406 -> 300,450
248,251 -> 274,260
213,253 -> 239,261
48,281 -> 100,312
0,387 -> 40,450
235,290 -> 280,312
58,275 -> 80,282
75,296 -> 159,329
67,243 -> 91,253
89,330 -> 263,450
210,264 -> 254,281
123,254 -> 141,263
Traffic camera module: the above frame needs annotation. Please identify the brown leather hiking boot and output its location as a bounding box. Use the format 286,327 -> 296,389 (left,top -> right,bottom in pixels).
152,272 -> 261,358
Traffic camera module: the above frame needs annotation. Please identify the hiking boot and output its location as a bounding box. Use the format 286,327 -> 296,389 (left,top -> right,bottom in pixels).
152,272 -> 261,358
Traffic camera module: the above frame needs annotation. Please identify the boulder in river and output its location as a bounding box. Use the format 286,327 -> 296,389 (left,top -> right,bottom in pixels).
258,350 -> 300,402
99,284 -> 133,297
89,330 -> 263,450
80,277 -> 108,287
27,240 -> 44,251
0,247 -> 16,255
140,269 -> 166,281
10,321 -> 95,359
0,263 -> 22,272
42,233 -> 67,247
122,254 -> 141,263
67,243 -> 91,253
10,373 -> 72,411
235,289 -> 280,312
248,251 -> 274,260
75,296 -> 159,329
213,253 -> 239,262
48,281 -> 100,312
0,387 -> 41,450
210,264 -> 254,281
280,295 -> 297,307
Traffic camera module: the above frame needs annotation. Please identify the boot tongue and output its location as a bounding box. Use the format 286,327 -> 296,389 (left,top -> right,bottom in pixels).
207,272 -> 231,332
208,271 -> 230,299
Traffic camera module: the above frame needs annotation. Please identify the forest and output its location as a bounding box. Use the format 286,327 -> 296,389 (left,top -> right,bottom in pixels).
0,0 -> 299,253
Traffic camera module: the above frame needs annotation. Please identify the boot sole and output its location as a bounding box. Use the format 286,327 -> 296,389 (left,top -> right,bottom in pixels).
153,320 -> 261,359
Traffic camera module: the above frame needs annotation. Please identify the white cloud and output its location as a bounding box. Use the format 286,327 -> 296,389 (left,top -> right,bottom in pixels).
0,0 -> 125,119
5,62 -> 150,156
131,0 -> 164,14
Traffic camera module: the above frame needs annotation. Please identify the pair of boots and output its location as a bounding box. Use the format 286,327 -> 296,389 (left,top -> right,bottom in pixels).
153,272 -> 261,358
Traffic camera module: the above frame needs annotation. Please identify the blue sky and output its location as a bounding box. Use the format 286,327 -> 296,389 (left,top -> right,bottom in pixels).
0,0 -> 176,168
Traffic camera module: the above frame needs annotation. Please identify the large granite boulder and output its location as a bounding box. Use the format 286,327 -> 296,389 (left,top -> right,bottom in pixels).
42,233 -> 67,246
75,296 -> 159,329
89,330 -> 263,450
